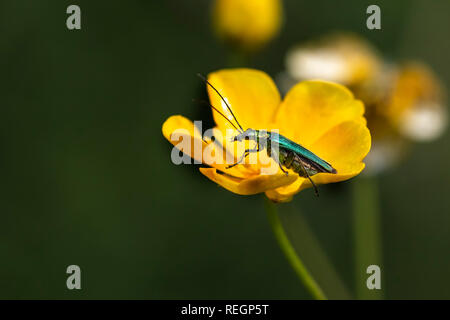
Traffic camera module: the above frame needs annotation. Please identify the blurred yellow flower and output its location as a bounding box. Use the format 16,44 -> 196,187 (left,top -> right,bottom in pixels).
284,33 -> 381,87
385,62 -> 447,142
359,62 -> 447,173
212,0 -> 282,53
162,69 -> 371,202
280,33 -> 447,175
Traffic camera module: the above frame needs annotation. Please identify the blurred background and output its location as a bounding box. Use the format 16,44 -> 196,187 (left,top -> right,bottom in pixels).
0,0 -> 449,299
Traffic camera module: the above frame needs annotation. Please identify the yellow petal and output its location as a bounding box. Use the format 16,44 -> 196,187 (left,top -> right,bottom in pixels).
162,115 -> 204,141
162,115 -> 204,163
309,120 -> 371,183
274,80 -> 365,148
283,121 -> 370,193
207,69 -> 281,132
162,115 -> 248,178
199,168 -> 297,195
265,178 -> 304,202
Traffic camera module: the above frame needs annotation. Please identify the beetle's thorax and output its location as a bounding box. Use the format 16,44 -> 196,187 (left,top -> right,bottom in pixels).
233,129 -> 271,150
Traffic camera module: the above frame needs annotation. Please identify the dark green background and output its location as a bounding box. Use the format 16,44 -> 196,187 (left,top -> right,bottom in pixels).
1,0 -> 449,299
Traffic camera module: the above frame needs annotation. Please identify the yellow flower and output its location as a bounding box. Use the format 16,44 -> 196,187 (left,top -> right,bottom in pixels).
384,62 -> 447,142
212,0 -> 282,53
162,69 -> 371,202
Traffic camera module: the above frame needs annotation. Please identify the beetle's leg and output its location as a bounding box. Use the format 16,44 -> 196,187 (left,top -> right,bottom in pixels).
269,146 -> 288,175
298,161 -> 319,197
278,162 -> 288,174
226,148 -> 258,169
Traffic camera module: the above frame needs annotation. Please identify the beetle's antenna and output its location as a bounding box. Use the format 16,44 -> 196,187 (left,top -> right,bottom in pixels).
192,99 -> 241,133
197,73 -> 244,132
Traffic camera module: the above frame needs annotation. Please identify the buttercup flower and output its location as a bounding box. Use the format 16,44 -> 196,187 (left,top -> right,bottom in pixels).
163,69 -> 371,202
212,0 -> 282,53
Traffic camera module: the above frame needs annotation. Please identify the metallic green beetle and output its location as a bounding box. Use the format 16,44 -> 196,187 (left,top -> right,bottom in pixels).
198,74 -> 337,195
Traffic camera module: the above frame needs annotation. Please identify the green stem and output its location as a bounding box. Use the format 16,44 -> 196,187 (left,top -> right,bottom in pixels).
283,204 -> 352,299
264,197 -> 327,300
352,177 -> 383,299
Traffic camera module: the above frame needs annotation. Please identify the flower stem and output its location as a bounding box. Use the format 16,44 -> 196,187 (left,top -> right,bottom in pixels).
264,197 -> 327,300
351,177 -> 384,299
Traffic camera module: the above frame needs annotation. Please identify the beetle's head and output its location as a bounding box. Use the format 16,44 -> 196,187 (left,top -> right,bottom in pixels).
232,128 -> 258,142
